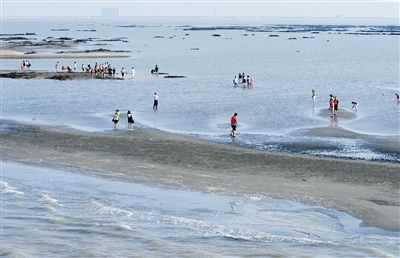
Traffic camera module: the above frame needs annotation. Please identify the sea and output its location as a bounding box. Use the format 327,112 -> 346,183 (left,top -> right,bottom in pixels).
1,17 -> 399,257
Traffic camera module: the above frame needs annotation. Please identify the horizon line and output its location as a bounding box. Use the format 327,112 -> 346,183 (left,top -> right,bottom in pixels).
2,15 -> 398,19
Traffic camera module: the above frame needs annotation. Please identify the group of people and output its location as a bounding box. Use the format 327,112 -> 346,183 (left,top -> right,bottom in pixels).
112,110 -> 135,130
112,92 -> 159,130
81,62 -> 119,77
150,65 -> 159,74
20,60 -> 31,70
55,61 -> 76,73
233,73 -> 254,88
55,61 -> 136,79
112,88 -> 399,136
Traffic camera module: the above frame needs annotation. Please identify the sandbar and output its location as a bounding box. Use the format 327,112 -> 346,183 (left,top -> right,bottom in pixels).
0,70 -> 123,80
1,120 -> 399,231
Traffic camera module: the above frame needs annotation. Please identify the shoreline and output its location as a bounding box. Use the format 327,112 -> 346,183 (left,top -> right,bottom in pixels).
1,119 -> 399,231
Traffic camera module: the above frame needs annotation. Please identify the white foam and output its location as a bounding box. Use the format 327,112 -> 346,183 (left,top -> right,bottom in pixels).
0,180 -> 24,195
91,201 -> 134,218
246,194 -> 265,201
160,213 -> 326,244
40,192 -> 63,207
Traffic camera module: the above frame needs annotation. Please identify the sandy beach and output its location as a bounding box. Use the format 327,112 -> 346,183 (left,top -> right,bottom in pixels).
1,120 -> 399,231
0,50 -> 130,59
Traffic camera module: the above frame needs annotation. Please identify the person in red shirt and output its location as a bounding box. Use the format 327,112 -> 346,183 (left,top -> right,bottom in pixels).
230,113 -> 238,137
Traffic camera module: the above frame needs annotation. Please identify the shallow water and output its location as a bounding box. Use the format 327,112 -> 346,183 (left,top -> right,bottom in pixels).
1,18 -> 399,161
1,162 -> 399,257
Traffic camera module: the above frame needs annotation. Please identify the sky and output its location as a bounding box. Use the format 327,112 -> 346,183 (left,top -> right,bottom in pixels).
1,0 -> 399,20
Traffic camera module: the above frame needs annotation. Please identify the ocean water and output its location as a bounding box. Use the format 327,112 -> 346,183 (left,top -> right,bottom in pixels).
1,162 -> 399,257
1,18 -> 399,161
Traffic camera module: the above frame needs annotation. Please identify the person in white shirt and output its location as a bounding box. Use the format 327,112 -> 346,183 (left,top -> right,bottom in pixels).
233,76 -> 238,87
153,92 -> 159,110
131,67 -> 135,79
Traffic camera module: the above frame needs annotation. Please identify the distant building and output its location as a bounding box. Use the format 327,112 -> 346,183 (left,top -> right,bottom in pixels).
102,8 -> 119,17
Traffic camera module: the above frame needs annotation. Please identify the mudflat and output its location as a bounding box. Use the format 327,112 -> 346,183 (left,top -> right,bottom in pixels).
1,120 -> 399,231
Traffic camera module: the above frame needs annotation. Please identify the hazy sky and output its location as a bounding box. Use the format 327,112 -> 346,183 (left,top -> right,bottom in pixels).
2,0 -> 399,19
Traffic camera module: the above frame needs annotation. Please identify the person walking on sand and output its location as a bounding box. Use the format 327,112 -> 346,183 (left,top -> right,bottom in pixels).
121,67 -> 125,77
153,92 -> 159,110
396,93 -> 399,104
312,89 -> 316,107
230,113 -> 238,137
112,109 -> 120,130
73,61 -> 77,71
55,61 -> 59,72
127,110 -> 134,130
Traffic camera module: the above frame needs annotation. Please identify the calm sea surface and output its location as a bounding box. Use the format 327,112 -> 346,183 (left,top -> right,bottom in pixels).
1,18 -> 399,161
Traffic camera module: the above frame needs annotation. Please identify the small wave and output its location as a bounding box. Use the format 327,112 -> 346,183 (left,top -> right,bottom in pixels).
40,193 -> 63,207
111,223 -> 132,231
0,181 -> 24,195
91,200 -> 134,218
159,213 -> 326,245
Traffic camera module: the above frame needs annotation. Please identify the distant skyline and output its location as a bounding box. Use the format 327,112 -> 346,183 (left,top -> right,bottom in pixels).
2,1 -> 399,21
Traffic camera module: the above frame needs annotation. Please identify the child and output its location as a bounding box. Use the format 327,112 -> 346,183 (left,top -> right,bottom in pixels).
127,110 -> 134,130
112,109 -> 120,129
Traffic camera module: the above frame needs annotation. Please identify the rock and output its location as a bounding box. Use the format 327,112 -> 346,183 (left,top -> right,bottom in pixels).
0,72 -> 37,79
0,71 -> 124,80
164,75 -> 186,78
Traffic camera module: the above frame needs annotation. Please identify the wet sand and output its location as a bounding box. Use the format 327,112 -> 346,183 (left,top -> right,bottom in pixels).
317,108 -> 358,120
1,120 -> 399,231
